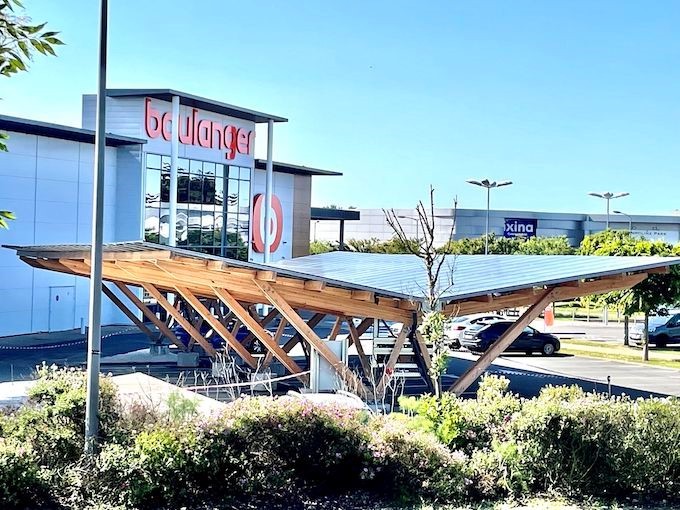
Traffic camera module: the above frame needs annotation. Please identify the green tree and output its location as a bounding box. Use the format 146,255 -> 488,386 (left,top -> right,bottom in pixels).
579,230 -> 680,359
440,234 -> 575,255
1,0 -> 62,228
310,239 -> 336,254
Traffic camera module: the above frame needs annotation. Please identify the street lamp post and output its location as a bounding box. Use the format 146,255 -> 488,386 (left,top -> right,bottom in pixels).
466,179 -> 513,255
613,210 -> 632,232
397,215 -> 419,239
588,192 -> 629,230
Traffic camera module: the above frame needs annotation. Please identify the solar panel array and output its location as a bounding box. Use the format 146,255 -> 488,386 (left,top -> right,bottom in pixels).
272,251 -> 680,302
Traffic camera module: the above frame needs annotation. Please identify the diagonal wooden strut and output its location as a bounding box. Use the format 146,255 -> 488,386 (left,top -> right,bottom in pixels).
143,284 -> 217,357
260,317 -> 289,370
376,321 -> 411,396
212,287 -> 305,380
448,287 -> 558,396
174,286 -> 257,368
102,285 -> 156,342
254,280 -> 369,396
113,282 -> 186,351
346,316 -> 371,375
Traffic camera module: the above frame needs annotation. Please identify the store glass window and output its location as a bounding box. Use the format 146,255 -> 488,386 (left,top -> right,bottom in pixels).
144,154 -> 252,260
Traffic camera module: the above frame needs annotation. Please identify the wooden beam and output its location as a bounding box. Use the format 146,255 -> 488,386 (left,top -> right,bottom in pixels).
449,287 -> 559,396
174,286 -> 257,368
213,287 -> 305,379
647,266 -> 669,275
255,270 -> 277,282
304,280 -> 326,291
376,321 -> 411,395
102,285 -> 156,342
280,313 -> 326,353
351,290 -> 374,302
254,280 -> 369,396
347,317 -> 371,375
414,329 -> 432,371
143,284 -> 217,357
241,308 -> 280,347
113,282 -> 186,351
328,316 -> 344,340
261,317 -> 289,369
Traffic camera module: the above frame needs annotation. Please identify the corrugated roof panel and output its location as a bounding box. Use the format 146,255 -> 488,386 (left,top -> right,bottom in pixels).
5,242 -> 680,303
271,251 -> 680,302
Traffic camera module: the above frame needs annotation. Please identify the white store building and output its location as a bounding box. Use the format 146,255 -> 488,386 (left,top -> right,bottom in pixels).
0,89 -> 340,337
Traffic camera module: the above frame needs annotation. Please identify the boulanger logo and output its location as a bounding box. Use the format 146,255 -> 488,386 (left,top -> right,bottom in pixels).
252,193 -> 283,253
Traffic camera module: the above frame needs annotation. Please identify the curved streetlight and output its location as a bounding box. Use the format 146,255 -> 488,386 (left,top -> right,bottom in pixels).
397,215 -> 419,239
466,179 -> 513,254
588,192 -> 629,230
613,210 -> 632,232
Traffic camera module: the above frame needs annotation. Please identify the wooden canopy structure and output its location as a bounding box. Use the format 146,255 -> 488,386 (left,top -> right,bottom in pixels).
7,242 -> 680,397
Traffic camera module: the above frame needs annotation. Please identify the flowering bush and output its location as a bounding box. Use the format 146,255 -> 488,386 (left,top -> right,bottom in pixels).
0,438 -> 50,509
368,415 -> 467,503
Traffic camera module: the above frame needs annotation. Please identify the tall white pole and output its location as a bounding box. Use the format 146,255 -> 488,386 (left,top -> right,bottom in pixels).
264,119 -> 274,263
84,0 -> 108,454
605,198 -> 610,230
169,95 -> 179,246
485,186 -> 490,255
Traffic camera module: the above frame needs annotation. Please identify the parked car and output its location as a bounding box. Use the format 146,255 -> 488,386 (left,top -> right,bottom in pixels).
460,320 -> 560,356
632,312 -> 680,347
444,313 -> 506,345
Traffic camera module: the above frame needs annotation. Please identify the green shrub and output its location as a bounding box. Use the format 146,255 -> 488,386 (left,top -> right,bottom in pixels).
399,375 -> 521,454
1,365 -> 120,467
368,416 -> 467,503
0,438 -> 51,509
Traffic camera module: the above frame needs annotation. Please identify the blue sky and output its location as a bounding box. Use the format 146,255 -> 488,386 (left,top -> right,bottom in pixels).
2,1 -> 680,215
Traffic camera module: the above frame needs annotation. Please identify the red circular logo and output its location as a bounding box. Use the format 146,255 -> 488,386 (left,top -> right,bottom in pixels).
252,193 -> 283,253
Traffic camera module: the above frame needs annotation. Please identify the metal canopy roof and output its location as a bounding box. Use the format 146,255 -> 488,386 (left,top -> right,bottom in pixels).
106,89 -> 288,124
0,114 -> 147,147
272,251 -> 680,302
5,242 -> 680,305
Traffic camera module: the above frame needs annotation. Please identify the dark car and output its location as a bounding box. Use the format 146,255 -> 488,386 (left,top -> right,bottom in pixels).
460,320 -> 560,356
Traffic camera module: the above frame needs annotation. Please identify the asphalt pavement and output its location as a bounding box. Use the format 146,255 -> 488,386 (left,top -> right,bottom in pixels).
1,318 -> 678,399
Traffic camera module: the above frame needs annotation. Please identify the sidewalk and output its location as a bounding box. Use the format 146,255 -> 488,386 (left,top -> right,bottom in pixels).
0,325 -> 140,349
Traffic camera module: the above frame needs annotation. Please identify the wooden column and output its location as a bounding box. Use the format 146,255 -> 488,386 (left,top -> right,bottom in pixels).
174,286 -> 257,368
143,284 -> 217,357
213,287 -> 305,379
102,285 -> 156,342
449,287 -> 559,396
254,280 -> 369,396
113,282 -> 186,351
376,321 -> 411,395
347,317 -> 371,375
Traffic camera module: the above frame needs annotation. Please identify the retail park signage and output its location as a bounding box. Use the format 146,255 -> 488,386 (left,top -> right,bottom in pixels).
252,193 -> 284,253
504,218 -> 537,239
144,98 -> 254,160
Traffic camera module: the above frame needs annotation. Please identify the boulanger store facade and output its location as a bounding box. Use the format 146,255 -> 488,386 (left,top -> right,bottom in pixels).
0,89 -> 340,336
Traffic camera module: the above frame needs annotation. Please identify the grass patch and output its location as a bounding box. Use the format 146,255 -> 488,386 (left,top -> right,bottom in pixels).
560,338 -> 680,370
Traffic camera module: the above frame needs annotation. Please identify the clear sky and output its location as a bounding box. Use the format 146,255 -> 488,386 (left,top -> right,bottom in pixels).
2,1 -> 679,216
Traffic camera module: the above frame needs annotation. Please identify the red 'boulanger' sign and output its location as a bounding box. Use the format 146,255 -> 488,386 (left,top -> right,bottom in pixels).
252,193 -> 283,253
144,98 -> 254,161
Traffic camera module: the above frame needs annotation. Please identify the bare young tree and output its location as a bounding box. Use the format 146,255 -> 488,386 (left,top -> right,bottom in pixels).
384,186 -> 457,308
383,186 -> 457,397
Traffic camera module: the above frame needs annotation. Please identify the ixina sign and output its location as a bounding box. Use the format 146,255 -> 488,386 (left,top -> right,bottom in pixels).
252,193 -> 283,253
144,98 -> 254,160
